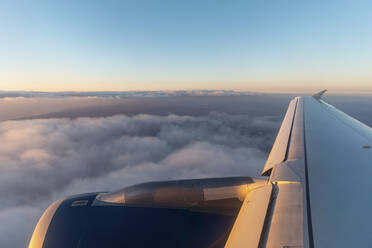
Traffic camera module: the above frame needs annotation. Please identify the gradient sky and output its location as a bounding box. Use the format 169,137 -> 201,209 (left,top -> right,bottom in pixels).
1,0 -> 372,93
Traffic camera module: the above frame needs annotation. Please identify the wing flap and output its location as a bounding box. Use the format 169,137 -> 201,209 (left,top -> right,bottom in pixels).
264,182 -> 304,248
225,184 -> 273,248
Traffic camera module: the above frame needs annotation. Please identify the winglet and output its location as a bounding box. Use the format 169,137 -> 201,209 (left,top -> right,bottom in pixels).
312,89 -> 327,100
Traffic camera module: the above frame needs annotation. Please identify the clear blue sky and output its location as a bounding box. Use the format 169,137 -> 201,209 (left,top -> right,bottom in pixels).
1,0 -> 372,93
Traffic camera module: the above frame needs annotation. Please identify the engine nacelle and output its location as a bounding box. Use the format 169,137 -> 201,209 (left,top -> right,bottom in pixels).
29,176 -> 266,248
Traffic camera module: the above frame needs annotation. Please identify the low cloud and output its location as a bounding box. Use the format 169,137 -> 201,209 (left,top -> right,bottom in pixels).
0,112 -> 279,247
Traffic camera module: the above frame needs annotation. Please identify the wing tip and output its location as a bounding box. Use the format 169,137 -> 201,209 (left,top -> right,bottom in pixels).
312,89 -> 327,100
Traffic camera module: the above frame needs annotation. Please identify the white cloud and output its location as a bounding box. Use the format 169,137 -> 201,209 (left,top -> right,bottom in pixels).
0,112 -> 278,247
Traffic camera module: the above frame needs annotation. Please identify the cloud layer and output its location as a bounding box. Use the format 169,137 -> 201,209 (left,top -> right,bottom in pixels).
0,112 -> 279,247
1,93 -> 371,247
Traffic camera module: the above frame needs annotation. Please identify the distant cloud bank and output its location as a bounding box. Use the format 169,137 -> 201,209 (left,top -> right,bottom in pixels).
0,90 -> 260,98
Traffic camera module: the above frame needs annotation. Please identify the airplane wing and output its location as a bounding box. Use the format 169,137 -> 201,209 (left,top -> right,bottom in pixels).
227,92 -> 372,248
29,92 -> 372,248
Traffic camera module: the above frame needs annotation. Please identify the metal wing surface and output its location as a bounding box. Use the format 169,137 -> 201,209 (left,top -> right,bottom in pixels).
227,94 -> 372,247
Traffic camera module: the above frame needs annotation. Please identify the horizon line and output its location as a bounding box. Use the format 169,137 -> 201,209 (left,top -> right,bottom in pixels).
1,89 -> 372,96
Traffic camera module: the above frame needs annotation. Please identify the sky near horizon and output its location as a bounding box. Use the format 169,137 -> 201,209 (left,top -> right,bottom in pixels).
1,0 -> 372,93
